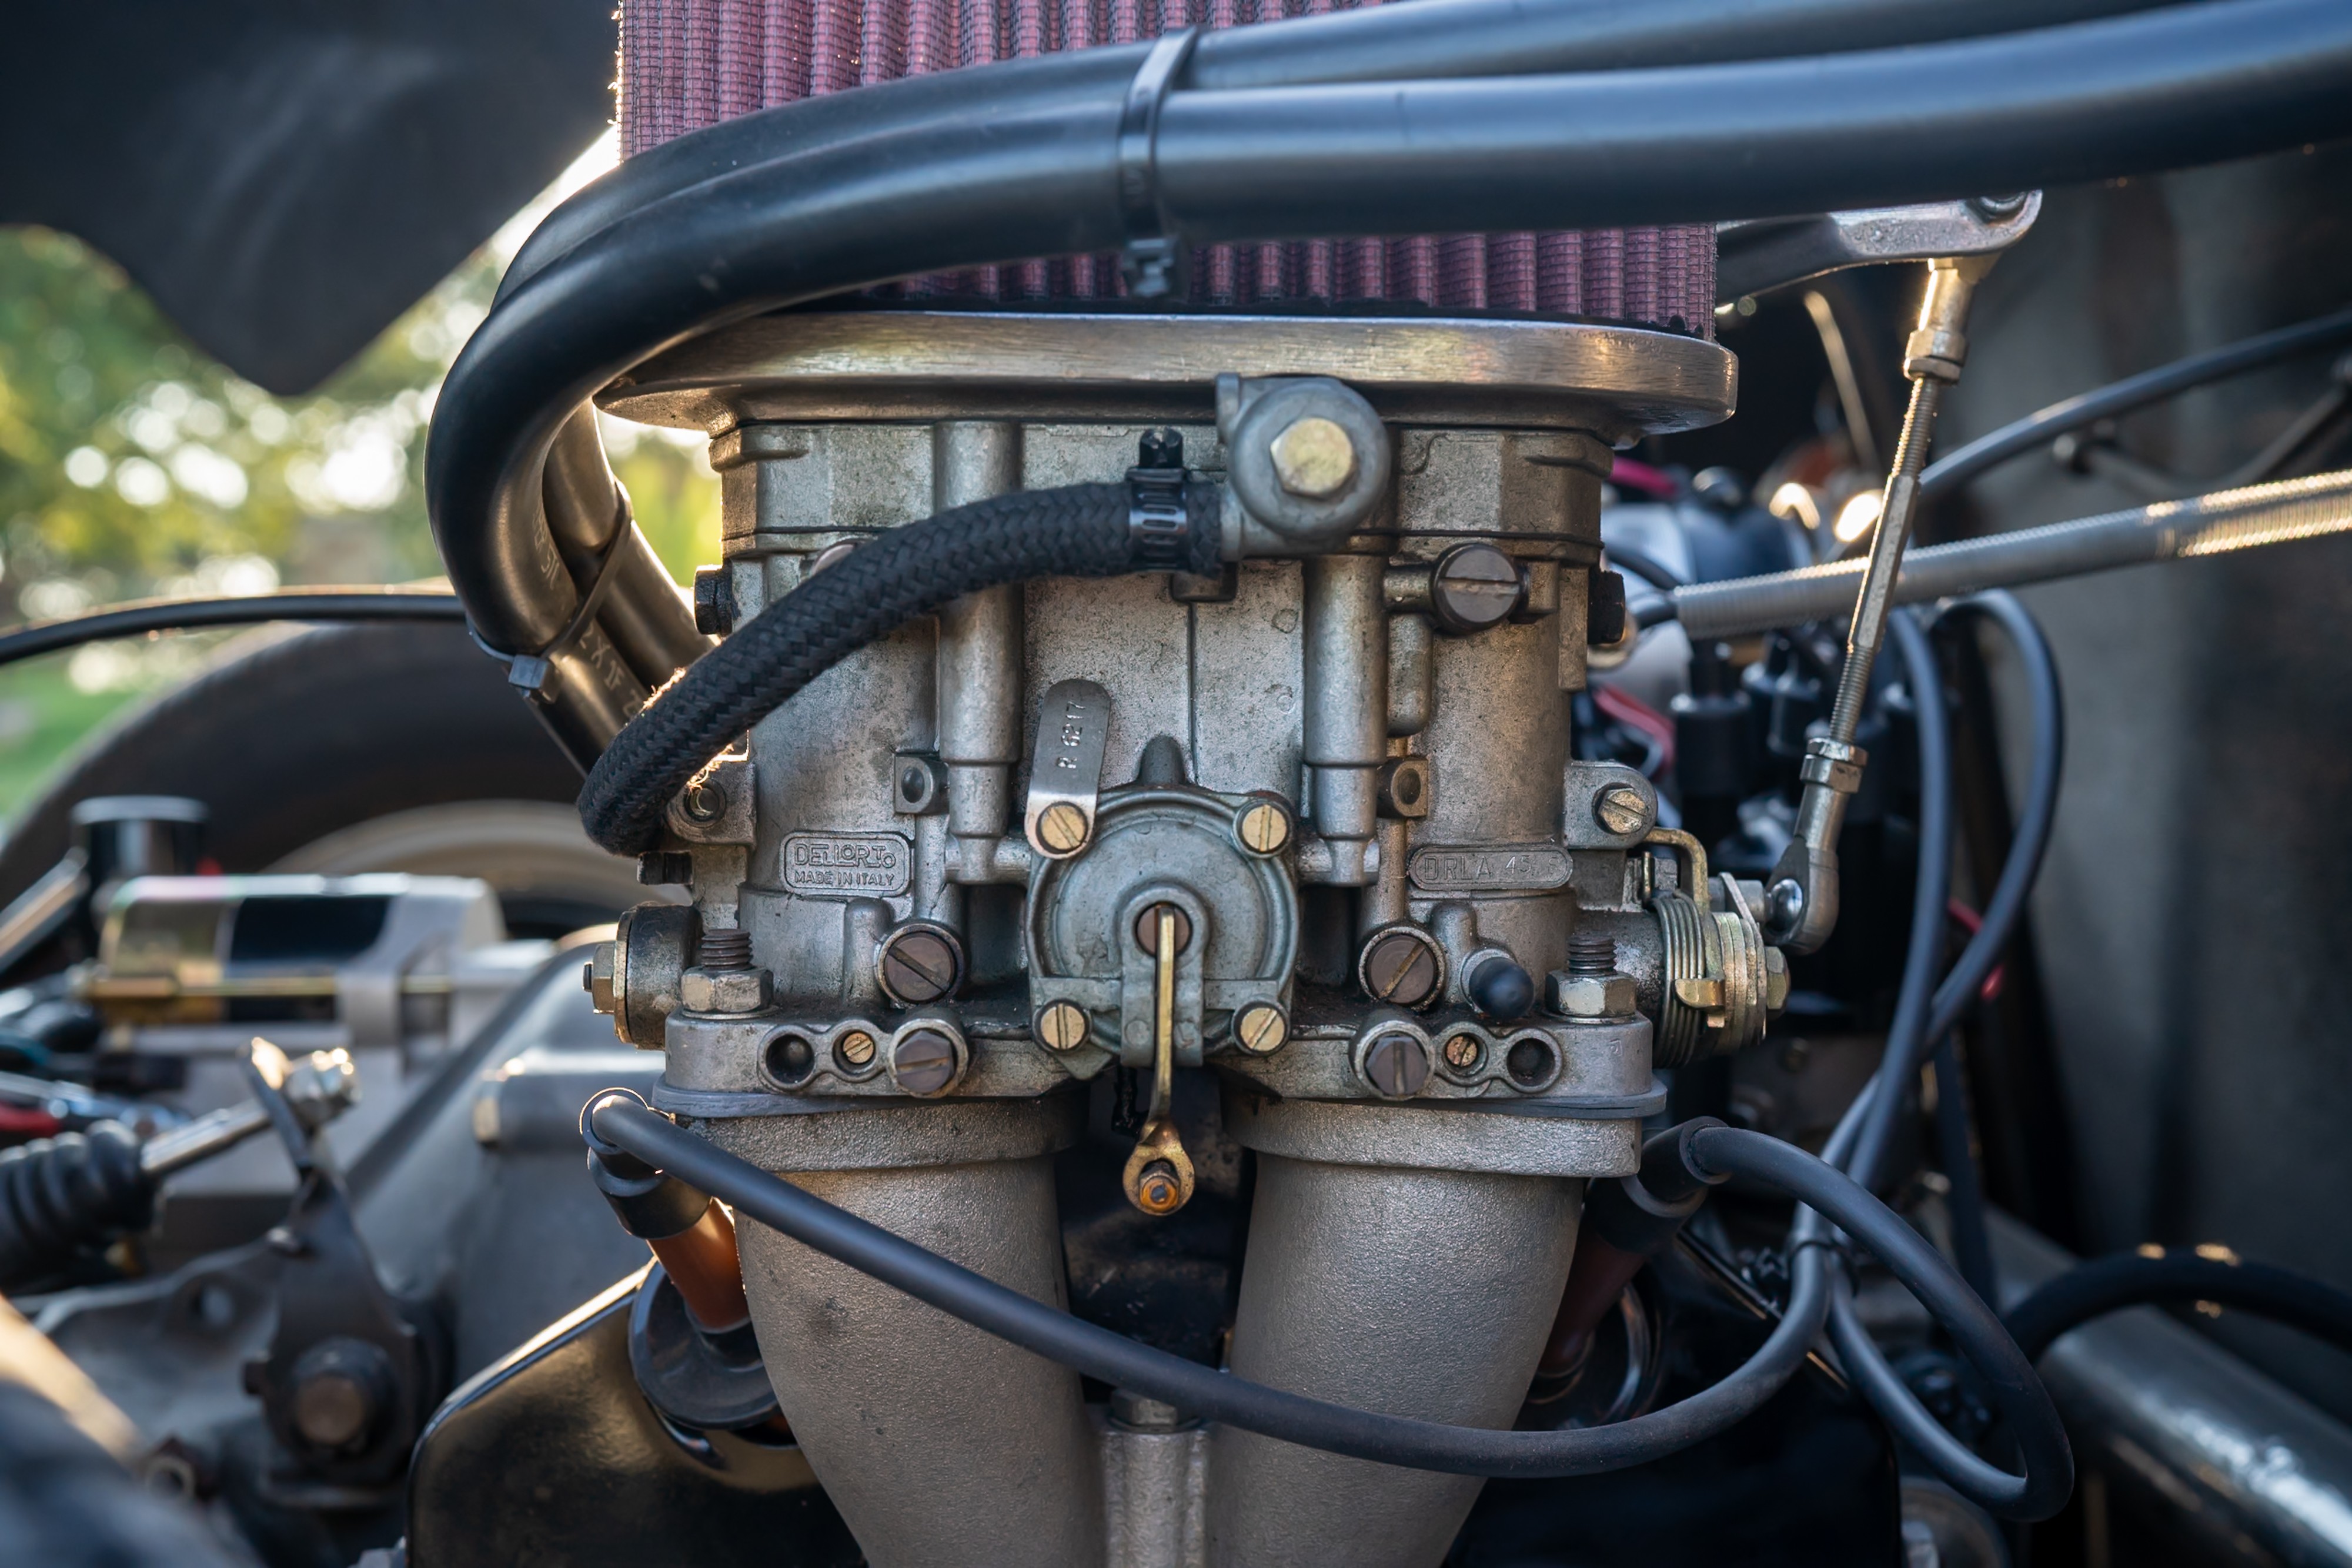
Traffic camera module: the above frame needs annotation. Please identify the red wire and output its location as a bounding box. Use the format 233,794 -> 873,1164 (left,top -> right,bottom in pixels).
1592,683 -> 1676,773
1609,457 -> 1680,500
1945,898 -> 2006,1002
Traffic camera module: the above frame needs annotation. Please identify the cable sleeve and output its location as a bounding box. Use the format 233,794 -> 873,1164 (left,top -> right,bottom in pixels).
576,482 -> 1219,856
585,1093 -> 1832,1479
2004,1252 -> 2352,1365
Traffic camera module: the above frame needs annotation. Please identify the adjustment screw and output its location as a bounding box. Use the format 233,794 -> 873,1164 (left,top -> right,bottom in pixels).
1358,927 -> 1442,1008
1269,416 -> 1358,499
1593,784 -> 1652,838
1429,543 -> 1525,634
1036,999 -> 1091,1052
890,1028 -> 960,1097
1233,1002 -> 1289,1056
1441,1032 -> 1482,1071
834,1029 -> 877,1069
1035,801 -> 1091,854
1134,1160 -> 1184,1216
877,924 -> 963,1005
1235,799 -> 1292,855
1362,1032 -> 1431,1099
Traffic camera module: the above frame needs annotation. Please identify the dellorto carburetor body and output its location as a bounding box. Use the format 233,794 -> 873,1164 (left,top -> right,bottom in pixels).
589,309 -> 1784,1568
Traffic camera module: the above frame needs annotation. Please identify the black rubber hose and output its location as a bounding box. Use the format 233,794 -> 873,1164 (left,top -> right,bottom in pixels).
1930,1035 -> 1998,1304
503,0 -> 2176,299
576,483 -> 1219,855
587,1093 -> 1841,1478
1920,303 -> 2352,505
2004,1251 -> 2352,1364
0,591 -> 465,672
1693,1127 -> 2073,1520
429,0 -> 2352,663
0,1124 -> 152,1290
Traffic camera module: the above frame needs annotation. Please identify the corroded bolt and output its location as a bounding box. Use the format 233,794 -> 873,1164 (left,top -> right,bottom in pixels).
1359,928 -> 1442,1008
1036,999 -> 1091,1052
1236,800 -> 1292,855
834,1029 -> 877,1068
1134,1161 -> 1184,1216
1593,784 -> 1652,838
878,925 -> 961,1005
891,1028 -> 960,1096
1362,1032 -> 1431,1098
1269,416 -> 1358,499
1035,801 -> 1090,854
1442,1032 -> 1482,1071
1234,1002 -> 1289,1055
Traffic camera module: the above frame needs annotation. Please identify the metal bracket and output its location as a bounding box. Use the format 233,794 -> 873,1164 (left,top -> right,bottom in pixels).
1715,195 -> 2041,304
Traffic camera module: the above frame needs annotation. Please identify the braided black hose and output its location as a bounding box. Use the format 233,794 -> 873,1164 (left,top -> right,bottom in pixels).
577,482 -> 1221,856
0,1124 -> 152,1289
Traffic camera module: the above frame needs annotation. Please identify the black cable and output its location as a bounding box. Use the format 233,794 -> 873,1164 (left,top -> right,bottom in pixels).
501,0 -> 2180,302
587,1093 -> 1839,1479
2004,1251 -> 2352,1364
1605,543 -> 1689,593
430,0 -> 2352,673
1931,1034 -> 1999,1305
1923,593 -> 2063,1045
1920,303 -> 2352,504
576,482 -> 1220,855
0,592 -> 465,671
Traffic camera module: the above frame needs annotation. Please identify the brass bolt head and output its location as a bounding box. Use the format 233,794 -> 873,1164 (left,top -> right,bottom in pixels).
1593,784 -> 1652,838
835,1029 -> 877,1068
1134,1160 -> 1185,1216
1036,999 -> 1091,1052
1236,800 -> 1292,855
1035,800 -> 1091,854
1441,1032 -> 1482,1071
1234,1002 -> 1289,1055
1269,416 -> 1358,499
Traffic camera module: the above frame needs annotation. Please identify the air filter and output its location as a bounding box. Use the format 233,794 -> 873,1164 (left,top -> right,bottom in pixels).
617,0 -> 1715,335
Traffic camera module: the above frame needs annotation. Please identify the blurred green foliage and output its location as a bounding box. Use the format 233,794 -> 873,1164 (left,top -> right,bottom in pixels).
0,141 -> 721,814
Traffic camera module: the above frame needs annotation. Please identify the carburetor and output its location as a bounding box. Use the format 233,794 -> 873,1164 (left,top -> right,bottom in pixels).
583,309 -> 1785,1566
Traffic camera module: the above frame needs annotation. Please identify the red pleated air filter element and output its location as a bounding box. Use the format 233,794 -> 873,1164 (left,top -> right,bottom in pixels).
617,0 -> 1716,335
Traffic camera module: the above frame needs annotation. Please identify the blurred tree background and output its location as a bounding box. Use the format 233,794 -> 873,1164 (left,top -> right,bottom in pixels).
0,133 -> 717,815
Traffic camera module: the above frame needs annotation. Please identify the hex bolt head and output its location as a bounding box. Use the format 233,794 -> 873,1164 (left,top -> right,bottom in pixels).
1546,969 -> 1638,1019
890,1028 -> 960,1096
1358,927 -> 1442,1008
1268,416 -> 1358,499
1234,1002 -> 1289,1055
584,942 -> 617,1014
1134,1160 -> 1185,1216
1441,1032 -> 1483,1071
1036,999 -> 1091,1052
1235,800 -> 1292,855
877,924 -> 963,1005
834,1029 -> 877,1068
1429,543 -> 1525,634
288,1337 -> 392,1452
1035,800 -> 1091,854
1593,783 -> 1652,838
1362,1032 -> 1431,1098
680,965 -> 769,1015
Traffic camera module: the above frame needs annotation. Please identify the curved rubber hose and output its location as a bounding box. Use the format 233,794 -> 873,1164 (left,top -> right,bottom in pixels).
0,1124 -> 151,1289
1694,1127 -> 2073,1520
576,483 -> 1220,856
1921,303 -> 2352,505
586,1094 -> 1833,1479
2005,1252 -> 2352,1364
0,592 -> 465,671
1921,592 -> 2063,1043
429,0 -> 2352,664
506,0 -> 2176,299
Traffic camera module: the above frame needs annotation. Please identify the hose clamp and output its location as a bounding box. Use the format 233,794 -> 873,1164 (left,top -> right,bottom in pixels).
483,498 -> 634,701
1117,26 -> 1201,300
1127,463 -> 1193,570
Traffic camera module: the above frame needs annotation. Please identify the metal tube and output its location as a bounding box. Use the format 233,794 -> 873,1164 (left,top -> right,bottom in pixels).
1673,467 -> 2352,640
1302,554 -> 1387,868
137,1101 -> 272,1179
934,423 -> 1025,855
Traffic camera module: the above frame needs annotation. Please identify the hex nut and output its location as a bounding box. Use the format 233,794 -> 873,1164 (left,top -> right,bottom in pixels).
584,942 -> 618,1014
1269,416 -> 1358,499
1763,947 -> 1792,1012
680,965 -> 770,1015
1547,970 -> 1638,1019
1592,783 -> 1652,838
1133,1160 -> 1185,1216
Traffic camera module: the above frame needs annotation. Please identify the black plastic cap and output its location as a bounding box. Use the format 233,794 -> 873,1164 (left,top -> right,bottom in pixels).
1468,956 -> 1536,1021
